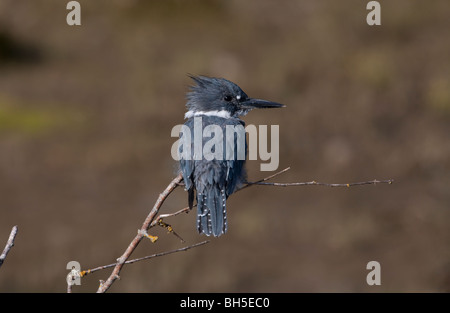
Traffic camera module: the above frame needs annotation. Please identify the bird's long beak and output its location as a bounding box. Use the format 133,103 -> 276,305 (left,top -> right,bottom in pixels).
240,98 -> 285,110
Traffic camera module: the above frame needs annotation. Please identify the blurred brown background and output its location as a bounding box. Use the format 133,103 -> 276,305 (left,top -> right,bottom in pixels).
0,0 -> 449,292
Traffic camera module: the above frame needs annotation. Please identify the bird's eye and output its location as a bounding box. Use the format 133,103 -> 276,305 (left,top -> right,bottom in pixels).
224,95 -> 233,102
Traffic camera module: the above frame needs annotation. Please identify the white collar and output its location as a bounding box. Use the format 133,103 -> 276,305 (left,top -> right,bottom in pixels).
184,110 -> 231,119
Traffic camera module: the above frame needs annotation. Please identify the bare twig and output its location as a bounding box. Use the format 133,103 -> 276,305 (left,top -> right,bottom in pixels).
81,240 -> 209,277
150,206 -> 191,228
249,179 -> 394,187
240,167 -> 393,189
0,225 -> 18,269
96,173 -> 184,293
237,167 -> 291,192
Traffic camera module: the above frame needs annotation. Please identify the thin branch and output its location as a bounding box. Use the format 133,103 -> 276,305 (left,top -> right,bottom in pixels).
0,225 -> 18,269
237,167 -> 291,192
96,173 -> 184,293
249,178 -> 394,187
81,240 -> 209,277
240,167 -> 393,189
150,206 -> 191,228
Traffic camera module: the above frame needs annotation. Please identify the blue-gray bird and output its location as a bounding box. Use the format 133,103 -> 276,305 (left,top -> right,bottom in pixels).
179,75 -> 284,237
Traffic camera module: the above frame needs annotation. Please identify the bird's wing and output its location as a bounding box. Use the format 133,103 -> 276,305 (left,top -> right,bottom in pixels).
179,119 -> 195,191
224,120 -> 247,196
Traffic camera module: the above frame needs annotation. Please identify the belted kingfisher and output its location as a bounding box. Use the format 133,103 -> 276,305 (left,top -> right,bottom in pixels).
179,75 -> 284,237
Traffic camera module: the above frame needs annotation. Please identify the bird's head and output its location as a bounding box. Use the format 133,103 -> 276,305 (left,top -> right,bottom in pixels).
185,75 -> 284,119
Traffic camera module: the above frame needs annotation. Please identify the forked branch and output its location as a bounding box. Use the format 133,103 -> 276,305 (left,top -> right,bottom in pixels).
96,173 -> 184,293
71,167 -> 392,293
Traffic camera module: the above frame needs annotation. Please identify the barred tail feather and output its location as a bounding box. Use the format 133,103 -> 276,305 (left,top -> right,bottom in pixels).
196,188 -> 227,237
